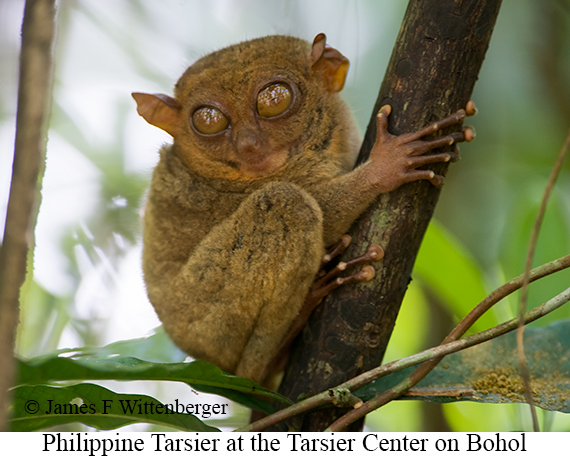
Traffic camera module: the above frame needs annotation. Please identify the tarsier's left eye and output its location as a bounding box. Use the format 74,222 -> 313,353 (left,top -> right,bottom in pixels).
257,83 -> 293,118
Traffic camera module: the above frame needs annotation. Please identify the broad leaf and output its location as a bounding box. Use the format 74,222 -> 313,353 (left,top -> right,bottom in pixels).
355,319 -> 570,413
69,327 -> 188,363
9,383 -> 219,432
17,356 -> 290,414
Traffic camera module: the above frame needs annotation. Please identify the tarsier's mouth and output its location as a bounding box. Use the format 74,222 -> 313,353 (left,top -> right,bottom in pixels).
238,151 -> 288,177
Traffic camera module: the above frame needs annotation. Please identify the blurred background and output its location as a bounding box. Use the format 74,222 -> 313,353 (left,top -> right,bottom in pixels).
1,0 -> 569,432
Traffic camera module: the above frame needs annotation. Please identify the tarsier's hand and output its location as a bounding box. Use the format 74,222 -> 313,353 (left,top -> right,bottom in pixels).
369,101 -> 477,192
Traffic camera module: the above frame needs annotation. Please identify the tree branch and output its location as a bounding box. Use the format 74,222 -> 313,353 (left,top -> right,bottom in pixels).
0,0 -> 56,431
279,0 -> 503,431
516,124 -> 570,431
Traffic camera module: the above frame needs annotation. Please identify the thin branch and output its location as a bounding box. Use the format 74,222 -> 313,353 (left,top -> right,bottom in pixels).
336,254 -> 570,394
0,0 -> 56,431
403,388 -> 476,398
235,254 -> 570,432
326,284 -> 570,431
517,125 -> 570,432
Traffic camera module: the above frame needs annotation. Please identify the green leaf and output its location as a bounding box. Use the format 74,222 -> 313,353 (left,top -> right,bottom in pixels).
16,355 -> 290,414
73,327 -> 188,363
9,383 -> 219,432
415,221 -> 493,332
355,318 -> 570,413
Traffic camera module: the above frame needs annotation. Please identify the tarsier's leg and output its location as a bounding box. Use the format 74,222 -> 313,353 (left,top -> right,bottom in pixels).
165,182 -> 324,383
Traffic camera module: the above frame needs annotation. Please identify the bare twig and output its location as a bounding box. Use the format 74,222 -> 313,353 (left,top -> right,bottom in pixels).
0,0 -> 56,431
403,388 -> 476,398
517,125 -> 570,432
326,284 -> 570,431
235,255 -> 570,432
334,254 -> 570,394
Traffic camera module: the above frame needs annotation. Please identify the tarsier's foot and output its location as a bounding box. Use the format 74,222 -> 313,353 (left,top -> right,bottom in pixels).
307,235 -> 384,309
265,237 -> 384,383
370,101 -> 477,192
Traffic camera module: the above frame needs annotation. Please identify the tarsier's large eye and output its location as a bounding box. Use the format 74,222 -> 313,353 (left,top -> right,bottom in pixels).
257,83 -> 293,118
192,106 -> 229,135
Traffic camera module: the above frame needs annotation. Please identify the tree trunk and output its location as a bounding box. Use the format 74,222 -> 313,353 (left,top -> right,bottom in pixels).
279,0 -> 503,431
0,0 -> 56,431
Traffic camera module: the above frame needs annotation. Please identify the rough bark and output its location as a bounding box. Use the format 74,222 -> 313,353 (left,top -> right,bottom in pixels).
0,0 -> 56,431
279,0 -> 503,431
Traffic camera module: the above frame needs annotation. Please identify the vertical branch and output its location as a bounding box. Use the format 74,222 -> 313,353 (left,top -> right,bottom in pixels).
0,0 -> 56,431
516,125 -> 570,431
280,0 -> 502,431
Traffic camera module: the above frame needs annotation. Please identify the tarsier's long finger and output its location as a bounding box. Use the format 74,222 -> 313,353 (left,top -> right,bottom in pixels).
322,234 -> 352,264
411,126 -> 476,156
398,169 -> 445,187
315,244 -> 384,293
342,244 -> 384,270
318,265 -> 376,300
409,152 -> 456,168
315,260 -> 348,286
404,111 -> 466,143
410,147 -> 462,167
404,101 -> 477,143
335,265 -> 375,286
316,244 -> 383,286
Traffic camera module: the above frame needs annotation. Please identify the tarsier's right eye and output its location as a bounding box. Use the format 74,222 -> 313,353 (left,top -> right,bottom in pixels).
192,106 -> 229,135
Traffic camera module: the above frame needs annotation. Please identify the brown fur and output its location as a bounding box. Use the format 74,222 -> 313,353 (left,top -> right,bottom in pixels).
134,34 -> 471,384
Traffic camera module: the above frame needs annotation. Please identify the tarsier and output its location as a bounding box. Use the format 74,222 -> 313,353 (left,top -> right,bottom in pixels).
133,33 -> 475,386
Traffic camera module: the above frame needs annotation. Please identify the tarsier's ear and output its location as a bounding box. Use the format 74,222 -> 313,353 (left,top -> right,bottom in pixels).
132,92 -> 181,137
310,33 -> 350,92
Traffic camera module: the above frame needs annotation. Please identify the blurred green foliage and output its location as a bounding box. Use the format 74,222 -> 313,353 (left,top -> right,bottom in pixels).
1,0 -> 569,432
